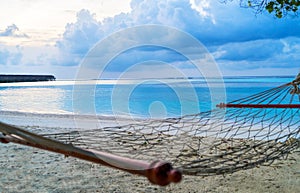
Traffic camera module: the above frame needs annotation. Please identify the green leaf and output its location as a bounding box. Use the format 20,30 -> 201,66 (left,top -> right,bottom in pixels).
276,0 -> 284,5
292,6 -> 298,11
276,10 -> 283,18
266,2 -> 275,13
248,0 -> 252,7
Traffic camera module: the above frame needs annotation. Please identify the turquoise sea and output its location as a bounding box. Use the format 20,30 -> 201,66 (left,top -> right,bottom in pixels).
0,76 -> 296,118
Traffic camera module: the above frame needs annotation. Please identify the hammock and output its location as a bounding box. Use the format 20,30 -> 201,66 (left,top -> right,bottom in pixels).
0,75 -> 299,186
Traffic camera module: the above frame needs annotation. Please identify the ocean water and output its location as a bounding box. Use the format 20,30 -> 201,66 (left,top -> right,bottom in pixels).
0,76 -> 296,118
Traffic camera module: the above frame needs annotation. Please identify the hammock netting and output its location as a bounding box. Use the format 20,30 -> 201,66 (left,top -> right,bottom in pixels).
41,75 -> 300,176
0,76 -> 300,185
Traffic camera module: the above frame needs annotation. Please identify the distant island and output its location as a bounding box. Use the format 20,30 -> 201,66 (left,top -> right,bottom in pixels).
0,74 -> 56,83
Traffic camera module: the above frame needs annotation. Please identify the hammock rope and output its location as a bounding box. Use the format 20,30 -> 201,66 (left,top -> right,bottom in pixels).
0,74 -> 299,186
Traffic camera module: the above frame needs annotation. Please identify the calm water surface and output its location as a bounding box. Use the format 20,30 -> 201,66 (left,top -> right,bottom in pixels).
0,76 -> 295,118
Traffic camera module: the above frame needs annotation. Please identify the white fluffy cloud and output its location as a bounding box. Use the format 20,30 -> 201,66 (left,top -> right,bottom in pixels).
54,0 -> 213,67
54,10 -> 103,66
0,46 -> 22,66
213,37 -> 300,70
1,0 -> 300,77
52,0 -> 300,78
0,24 -> 28,38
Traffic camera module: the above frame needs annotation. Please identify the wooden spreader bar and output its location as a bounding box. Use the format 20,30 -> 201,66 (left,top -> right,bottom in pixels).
0,122 -> 182,186
217,103 -> 300,109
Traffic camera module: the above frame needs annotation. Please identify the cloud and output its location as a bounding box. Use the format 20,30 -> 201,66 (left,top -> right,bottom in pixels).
215,37 -> 300,70
215,39 -> 284,62
1,0 -> 298,78
191,1 -> 300,45
50,0 -> 300,77
0,46 -> 23,65
54,0 -> 211,66
190,0 -> 215,21
0,50 -> 10,65
54,9 -> 102,66
0,24 -> 29,38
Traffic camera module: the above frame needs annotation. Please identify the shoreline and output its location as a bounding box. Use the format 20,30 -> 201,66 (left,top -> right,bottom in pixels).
0,110 -> 149,130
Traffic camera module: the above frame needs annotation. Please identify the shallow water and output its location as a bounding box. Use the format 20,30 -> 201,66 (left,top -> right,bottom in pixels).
0,76 -> 295,118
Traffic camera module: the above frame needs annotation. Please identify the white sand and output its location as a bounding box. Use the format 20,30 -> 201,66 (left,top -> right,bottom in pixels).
0,112 -> 299,193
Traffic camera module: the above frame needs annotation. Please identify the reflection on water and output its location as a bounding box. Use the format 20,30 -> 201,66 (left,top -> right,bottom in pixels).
0,77 -> 294,117
0,87 -> 69,114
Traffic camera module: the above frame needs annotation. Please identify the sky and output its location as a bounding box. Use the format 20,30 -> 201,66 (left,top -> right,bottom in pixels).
0,0 -> 299,79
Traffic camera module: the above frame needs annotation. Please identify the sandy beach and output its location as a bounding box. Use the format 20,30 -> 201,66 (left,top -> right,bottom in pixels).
0,112 -> 299,193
